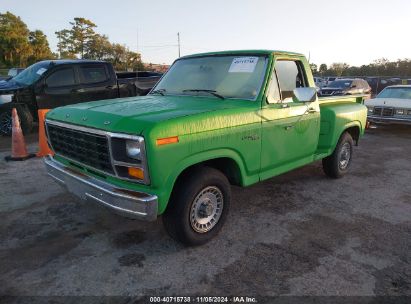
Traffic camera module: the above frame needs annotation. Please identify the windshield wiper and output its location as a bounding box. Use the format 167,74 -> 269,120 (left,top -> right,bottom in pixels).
182,89 -> 225,100
151,88 -> 166,96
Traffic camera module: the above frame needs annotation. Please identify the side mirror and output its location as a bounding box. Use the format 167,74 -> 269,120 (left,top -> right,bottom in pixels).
293,87 -> 317,103
351,85 -> 357,88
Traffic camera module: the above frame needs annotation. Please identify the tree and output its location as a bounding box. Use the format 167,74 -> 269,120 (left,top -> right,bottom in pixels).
0,12 -> 31,67
55,29 -> 76,58
309,63 -> 318,74
55,17 -> 97,59
84,34 -> 112,60
28,30 -> 54,64
0,12 -> 54,67
70,17 -> 96,58
319,64 -> 327,75
329,63 -> 349,76
55,17 -> 145,71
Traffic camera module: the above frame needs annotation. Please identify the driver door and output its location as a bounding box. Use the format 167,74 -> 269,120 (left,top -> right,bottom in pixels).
260,57 -> 320,179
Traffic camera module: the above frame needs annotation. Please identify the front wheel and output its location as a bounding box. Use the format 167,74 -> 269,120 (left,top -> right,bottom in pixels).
163,167 -> 231,246
322,132 -> 354,178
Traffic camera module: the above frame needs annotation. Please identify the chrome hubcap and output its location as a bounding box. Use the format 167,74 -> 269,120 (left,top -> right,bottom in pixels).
339,142 -> 351,170
190,186 -> 224,233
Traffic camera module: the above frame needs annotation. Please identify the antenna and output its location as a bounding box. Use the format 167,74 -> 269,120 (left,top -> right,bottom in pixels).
177,32 -> 181,58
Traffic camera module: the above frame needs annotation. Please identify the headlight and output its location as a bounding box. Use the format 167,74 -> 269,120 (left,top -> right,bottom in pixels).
396,109 -> 405,115
367,107 -> 373,113
110,135 -> 149,184
126,139 -> 142,160
0,94 -> 13,105
408,110 -> 411,115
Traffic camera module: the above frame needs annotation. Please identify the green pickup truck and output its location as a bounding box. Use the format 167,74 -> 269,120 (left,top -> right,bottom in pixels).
44,50 -> 367,245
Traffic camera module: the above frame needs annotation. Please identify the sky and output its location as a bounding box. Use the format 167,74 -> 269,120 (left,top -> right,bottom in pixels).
1,0 -> 410,66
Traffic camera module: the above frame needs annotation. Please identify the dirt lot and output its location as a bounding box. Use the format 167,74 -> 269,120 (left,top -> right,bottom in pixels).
0,126 -> 410,299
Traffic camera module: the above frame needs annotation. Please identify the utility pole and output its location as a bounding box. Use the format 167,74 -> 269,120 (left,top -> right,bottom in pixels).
177,32 -> 181,58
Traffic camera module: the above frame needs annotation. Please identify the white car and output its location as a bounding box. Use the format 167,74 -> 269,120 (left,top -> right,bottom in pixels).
365,85 -> 411,125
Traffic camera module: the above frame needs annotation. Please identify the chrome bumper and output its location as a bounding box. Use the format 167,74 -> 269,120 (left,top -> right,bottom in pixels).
368,116 -> 411,125
44,156 -> 158,221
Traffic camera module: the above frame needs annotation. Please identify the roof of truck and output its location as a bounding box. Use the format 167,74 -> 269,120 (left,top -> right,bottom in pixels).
38,59 -> 107,65
179,49 -> 304,59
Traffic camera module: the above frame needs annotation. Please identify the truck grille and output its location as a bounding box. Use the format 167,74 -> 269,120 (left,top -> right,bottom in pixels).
320,90 -> 334,96
374,107 -> 393,117
46,123 -> 114,174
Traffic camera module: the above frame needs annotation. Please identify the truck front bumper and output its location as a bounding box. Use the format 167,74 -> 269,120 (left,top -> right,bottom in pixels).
368,115 -> 411,125
44,156 -> 158,221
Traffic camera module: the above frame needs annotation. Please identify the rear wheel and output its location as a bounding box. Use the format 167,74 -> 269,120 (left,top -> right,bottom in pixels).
163,167 -> 231,246
322,132 -> 354,178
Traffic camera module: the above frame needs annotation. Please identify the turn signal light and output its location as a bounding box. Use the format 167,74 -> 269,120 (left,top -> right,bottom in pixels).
156,136 -> 179,146
128,167 -> 145,180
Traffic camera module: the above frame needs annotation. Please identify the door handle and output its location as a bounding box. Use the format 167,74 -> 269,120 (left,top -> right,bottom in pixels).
307,108 -> 317,113
284,125 -> 294,131
71,88 -> 79,93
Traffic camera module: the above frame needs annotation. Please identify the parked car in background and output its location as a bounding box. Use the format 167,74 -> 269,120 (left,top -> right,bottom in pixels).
313,76 -> 325,88
319,78 -> 371,97
365,77 -> 403,95
365,85 -> 411,125
7,68 -> 25,79
0,68 -> 25,81
44,50 -> 367,245
324,76 -> 337,86
0,60 -> 162,135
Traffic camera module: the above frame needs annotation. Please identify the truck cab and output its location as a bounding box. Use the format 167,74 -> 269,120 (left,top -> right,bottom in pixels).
44,50 -> 367,245
0,60 -> 161,135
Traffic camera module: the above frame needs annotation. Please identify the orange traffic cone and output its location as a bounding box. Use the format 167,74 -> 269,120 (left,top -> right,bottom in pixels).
36,109 -> 54,157
5,108 -> 35,161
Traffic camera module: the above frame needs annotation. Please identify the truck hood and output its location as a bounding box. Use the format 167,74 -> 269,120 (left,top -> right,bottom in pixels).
321,87 -> 349,91
46,95 -> 254,135
365,98 -> 411,108
0,79 -> 23,94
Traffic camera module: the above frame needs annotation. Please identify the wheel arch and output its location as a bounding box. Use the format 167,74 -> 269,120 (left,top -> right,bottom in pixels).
160,150 -> 249,214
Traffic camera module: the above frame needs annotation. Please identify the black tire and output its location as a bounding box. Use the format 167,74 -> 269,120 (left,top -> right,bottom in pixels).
163,166 -> 231,246
322,132 -> 354,179
0,105 -> 33,136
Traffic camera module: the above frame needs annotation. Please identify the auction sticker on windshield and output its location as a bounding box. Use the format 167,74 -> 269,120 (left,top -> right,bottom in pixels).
229,57 -> 258,73
36,68 -> 47,75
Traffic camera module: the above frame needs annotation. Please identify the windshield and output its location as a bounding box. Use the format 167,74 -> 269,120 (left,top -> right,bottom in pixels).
151,55 -> 268,100
328,80 -> 352,88
377,87 -> 411,99
12,61 -> 50,86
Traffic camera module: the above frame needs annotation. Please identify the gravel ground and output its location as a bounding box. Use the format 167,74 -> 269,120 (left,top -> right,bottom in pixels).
0,125 -> 410,299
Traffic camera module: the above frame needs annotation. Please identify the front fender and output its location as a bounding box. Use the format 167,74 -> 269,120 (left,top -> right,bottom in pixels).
157,148 -> 256,214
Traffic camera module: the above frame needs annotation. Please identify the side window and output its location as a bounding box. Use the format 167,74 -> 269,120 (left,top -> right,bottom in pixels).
275,60 -> 307,101
46,68 -> 76,87
266,70 -> 281,103
79,65 -> 109,84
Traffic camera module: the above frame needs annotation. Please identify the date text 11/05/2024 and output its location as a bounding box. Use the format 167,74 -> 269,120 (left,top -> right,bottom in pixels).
149,296 -> 257,302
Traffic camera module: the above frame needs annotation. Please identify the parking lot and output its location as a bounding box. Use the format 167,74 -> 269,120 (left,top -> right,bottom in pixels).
0,125 -> 410,297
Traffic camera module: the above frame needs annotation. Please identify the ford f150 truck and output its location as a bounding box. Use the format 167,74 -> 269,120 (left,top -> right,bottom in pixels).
0,60 -> 162,135
44,50 -> 367,245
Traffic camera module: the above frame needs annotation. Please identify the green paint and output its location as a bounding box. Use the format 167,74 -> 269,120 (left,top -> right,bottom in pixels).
46,50 -> 367,215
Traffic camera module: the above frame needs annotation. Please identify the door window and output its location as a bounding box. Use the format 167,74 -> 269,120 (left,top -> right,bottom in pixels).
46,68 -> 75,87
79,65 -> 109,84
275,60 -> 307,101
